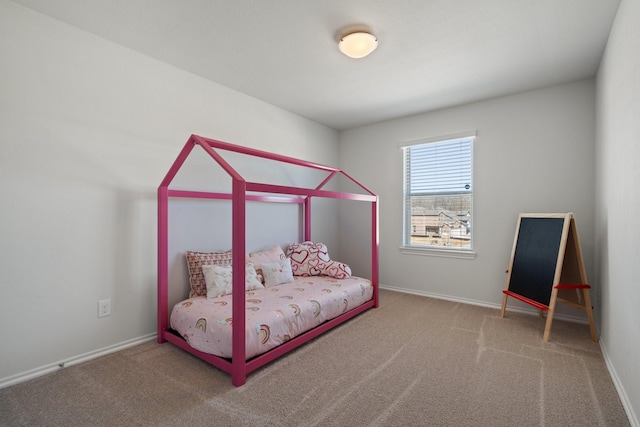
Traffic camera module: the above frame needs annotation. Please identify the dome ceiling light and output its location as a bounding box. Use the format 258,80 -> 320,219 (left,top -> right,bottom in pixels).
338,31 -> 378,59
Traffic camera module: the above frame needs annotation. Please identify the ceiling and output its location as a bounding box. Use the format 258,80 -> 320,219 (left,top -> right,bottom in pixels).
11,0 -> 621,130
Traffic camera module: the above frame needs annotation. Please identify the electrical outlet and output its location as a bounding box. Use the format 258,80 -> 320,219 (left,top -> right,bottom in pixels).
98,299 -> 111,318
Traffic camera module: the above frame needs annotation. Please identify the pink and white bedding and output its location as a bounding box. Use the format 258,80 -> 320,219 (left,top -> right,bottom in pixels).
170,275 -> 373,360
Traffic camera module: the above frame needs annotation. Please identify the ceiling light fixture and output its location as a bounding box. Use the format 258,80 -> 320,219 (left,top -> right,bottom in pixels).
338,31 -> 378,59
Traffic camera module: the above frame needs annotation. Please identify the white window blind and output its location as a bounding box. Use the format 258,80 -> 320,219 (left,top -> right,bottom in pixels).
404,138 -> 473,195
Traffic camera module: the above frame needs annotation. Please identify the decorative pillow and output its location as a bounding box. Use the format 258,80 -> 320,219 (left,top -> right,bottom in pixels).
286,241 -> 352,279
202,263 -> 264,298
261,257 -> 294,287
244,263 -> 264,291
202,264 -> 232,298
186,250 -> 233,298
248,245 -> 286,284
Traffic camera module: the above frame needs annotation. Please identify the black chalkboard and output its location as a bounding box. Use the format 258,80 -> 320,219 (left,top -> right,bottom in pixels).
508,217 -> 565,306
501,213 -> 599,342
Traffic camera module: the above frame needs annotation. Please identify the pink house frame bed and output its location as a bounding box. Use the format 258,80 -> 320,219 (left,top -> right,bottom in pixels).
157,135 -> 379,386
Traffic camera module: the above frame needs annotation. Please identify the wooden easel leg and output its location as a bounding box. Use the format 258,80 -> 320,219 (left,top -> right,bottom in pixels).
500,293 -> 508,318
543,290 -> 559,342
582,289 -> 599,342
543,308 -> 554,342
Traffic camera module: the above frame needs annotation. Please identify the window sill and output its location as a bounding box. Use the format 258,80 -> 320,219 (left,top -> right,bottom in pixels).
399,246 -> 476,260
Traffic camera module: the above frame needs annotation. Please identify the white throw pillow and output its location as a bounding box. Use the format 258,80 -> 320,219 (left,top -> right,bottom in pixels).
203,263 -> 264,298
261,257 -> 295,287
248,245 -> 286,284
244,263 -> 264,291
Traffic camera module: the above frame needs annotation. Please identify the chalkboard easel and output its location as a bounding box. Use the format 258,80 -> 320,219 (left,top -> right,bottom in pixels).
500,213 -> 598,342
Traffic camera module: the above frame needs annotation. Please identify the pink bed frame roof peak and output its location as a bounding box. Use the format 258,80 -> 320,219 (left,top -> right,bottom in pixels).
159,134 -> 377,200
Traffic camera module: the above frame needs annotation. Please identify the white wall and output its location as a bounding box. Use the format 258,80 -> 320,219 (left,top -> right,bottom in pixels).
0,1 -> 338,384
595,0 -> 640,423
338,80 -> 597,317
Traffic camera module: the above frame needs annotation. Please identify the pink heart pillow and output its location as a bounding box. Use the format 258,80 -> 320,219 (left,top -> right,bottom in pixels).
286,241 -> 351,279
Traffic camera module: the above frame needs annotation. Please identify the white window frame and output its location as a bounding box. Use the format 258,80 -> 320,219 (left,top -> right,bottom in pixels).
400,132 -> 476,259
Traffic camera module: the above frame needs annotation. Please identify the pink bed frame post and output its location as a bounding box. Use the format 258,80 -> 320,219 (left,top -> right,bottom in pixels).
189,135 -> 251,386
157,138 -> 197,344
303,197 -> 311,241
230,176 -> 247,386
157,186 -> 169,343
372,198 -> 380,308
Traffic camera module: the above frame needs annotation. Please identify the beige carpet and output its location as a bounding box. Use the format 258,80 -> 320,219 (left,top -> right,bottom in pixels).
0,289 -> 629,426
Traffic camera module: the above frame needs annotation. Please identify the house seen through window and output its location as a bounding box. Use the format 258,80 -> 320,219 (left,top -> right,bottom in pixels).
402,135 -> 474,250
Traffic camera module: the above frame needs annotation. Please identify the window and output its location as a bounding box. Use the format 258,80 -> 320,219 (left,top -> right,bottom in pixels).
402,134 -> 474,252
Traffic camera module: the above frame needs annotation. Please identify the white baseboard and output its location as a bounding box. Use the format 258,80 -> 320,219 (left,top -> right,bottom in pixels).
0,333 -> 156,390
600,341 -> 639,427
379,283 -> 590,324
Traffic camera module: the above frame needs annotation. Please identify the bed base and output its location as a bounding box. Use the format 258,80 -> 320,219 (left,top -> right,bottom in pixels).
158,135 -> 379,386
160,299 -> 375,386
